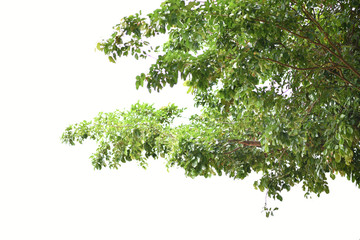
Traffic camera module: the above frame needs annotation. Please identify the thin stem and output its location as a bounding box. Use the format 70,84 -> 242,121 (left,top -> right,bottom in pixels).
261,57 -> 319,71
224,146 -> 242,155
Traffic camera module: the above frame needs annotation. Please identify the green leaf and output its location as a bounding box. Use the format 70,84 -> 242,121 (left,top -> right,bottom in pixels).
330,173 -> 336,180
96,42 -> 102,51
108,56 -> 116,63
335,153 -> 341,163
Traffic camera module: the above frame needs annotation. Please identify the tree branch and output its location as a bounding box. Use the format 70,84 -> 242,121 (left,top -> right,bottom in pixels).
301,5 -> 360,80
261,57 -> 319,71
224,146 -> 243,155
252,17 -> 360,91
223,140 -> 261,155
301,6 -> 341,55
227,140 -> 261,147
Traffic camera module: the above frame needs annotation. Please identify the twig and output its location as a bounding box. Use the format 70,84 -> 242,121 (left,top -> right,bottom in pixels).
227,140 -> 261,147
223,140 -> 261,154
261,57 -> 319,71
224,146 -> 243,155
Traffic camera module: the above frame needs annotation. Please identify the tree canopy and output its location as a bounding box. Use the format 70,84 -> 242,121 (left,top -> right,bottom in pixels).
61,0 -> 360,216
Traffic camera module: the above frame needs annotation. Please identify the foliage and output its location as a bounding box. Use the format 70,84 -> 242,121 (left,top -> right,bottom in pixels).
62,0 -> 360,214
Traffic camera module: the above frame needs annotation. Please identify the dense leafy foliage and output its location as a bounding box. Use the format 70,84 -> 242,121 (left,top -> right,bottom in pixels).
62,0 -> 360,215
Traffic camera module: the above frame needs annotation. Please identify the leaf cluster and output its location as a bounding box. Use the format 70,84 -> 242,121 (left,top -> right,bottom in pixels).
64,0 -> 360,214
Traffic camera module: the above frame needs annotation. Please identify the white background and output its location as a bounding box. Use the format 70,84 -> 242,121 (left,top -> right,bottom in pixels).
1,0 -> 359,239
